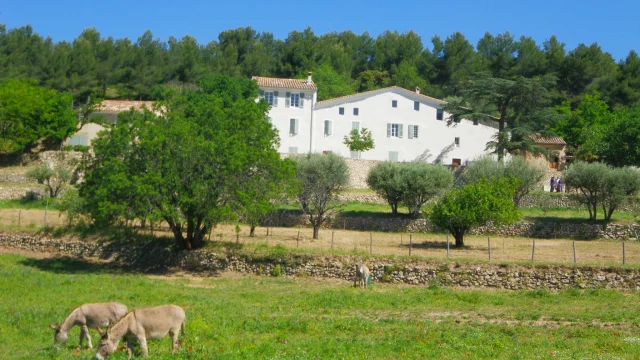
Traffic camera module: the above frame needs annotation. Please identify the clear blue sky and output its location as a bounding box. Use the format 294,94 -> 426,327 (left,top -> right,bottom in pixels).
2,0 -> 638,61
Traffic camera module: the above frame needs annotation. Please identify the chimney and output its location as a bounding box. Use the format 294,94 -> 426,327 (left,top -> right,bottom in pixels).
415,87 -> 421,94
307,71 -> 313,84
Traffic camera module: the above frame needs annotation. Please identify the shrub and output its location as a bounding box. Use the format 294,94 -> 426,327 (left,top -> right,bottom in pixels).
398,163 -> 453,217
366,162 -> 403,214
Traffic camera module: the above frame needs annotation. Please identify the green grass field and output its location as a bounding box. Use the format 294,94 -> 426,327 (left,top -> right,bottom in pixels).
1,253 -> 639,359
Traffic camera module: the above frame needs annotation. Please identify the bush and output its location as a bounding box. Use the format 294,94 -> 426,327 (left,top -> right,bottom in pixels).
399,163 -> 453,217
367,162 -> 403,214
25,162 -> 72,198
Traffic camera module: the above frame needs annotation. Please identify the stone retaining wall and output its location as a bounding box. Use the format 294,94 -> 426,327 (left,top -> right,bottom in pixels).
0,187 -> 45,200
263,213 -> 640,240
1,232 -> 639,290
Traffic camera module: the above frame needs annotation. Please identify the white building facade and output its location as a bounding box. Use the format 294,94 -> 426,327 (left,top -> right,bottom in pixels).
253,74 -> 317,155
256,76 -> 498,165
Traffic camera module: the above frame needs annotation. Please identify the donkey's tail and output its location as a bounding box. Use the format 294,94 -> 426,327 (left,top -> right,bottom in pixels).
181,318 -> 187,335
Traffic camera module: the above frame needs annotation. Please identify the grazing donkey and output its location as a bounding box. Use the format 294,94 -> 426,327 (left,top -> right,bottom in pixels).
50,302 -> 127,350
354,264 -> 371,289
95,304 -> 186,360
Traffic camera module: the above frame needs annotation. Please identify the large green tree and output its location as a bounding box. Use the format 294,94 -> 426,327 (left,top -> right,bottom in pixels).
443,72 -> 557,160
78,74 -> 292,249
430,178 -> 520,247
0,79 -> 77,153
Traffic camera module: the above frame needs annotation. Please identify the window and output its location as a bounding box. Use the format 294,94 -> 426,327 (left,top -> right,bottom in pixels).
392,100 -> 398,108
289,147 -> 298,154
339,107 -> 344,115
259,91 -> 278,106
455,137 -> 460,147
437,108 -> 444,120
389,151 -> 399,162
452,158 -> 462,166
289,118 -> 299,135
324,120 -> 332,136
68,135 -> 88,146
322,151 -> 332,155
352,121 -> 360,132
408,125 -> 418,139
353,108 -> 359,116
286,92 -> 304,108
387,123 -> 403,138
414,101 -> 420,111
350,151 -> 361,159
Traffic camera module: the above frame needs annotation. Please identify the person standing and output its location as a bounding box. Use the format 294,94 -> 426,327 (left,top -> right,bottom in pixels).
556,178 -> 563,193
550,176 -> 556,192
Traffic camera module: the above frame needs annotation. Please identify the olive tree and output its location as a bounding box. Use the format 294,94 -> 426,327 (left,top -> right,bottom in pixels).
26,161 -> 73,198
295,153 -> 349,239
399,163 -> 453,217
430,178 -> 520,247
563,161 -> 609,221
600,167 -> 640,221
460,156 -> 545,207
366,162 -> 403,214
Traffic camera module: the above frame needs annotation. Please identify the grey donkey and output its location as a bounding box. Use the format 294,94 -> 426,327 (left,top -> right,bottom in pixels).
95,304 -> 186,359
354,264 -> 371,289
50,302 -> 127,350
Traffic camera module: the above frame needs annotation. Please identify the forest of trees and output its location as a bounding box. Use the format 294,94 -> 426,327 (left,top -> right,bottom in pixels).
1,24 -> 639,164
1,24 -> 639,107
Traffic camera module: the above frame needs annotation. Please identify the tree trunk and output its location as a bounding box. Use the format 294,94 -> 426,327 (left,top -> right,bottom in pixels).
170,224 -> 189,250
250,225 -> 256,237
390,202 -> 398,214
453,229 -> 465,248
313,225 -> 319,239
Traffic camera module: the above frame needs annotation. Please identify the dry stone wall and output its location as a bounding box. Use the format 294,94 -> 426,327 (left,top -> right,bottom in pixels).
1,231 -> 639,290
0,187 -> 45,200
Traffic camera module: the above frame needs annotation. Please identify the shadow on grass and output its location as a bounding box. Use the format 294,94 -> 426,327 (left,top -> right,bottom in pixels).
522,216 -> 611,225
400,241 -> 468,250
19,256 -> 120,275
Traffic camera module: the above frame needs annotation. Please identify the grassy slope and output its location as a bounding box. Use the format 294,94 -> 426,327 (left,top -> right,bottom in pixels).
1,253 -> 639,359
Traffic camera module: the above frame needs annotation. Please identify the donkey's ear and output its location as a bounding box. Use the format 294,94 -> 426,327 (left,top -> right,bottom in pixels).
96,327 -> 104,336
49,324 -> 58,330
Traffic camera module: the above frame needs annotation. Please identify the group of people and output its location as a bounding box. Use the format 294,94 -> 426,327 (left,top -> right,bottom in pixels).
550,176 -> 564,193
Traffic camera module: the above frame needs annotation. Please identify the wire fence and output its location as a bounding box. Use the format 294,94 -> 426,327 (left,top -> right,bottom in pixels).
0,208 -> 638,267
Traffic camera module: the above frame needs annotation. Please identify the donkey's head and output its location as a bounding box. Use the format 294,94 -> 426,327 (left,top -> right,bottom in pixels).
95,327 -> 116,360
49,324 -> 67,344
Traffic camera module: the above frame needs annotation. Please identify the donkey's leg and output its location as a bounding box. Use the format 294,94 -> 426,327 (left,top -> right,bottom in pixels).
126,339 -> 135,360
84,325 -> 94,349
170,329 -> 181,354
138,336 -> 148,357
77,326 -> 85,350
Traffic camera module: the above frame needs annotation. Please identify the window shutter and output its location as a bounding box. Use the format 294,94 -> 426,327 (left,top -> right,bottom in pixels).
352,121 -> 360,131
290,118 -> 296,134
387,123 -> 391,138
328,120 -> 332,135
399,124 -> 404,138
274,91 -> 279,106
324,120 -> 329,135
414,125 -> 419,139
285,92 -> 291,107
294,118 -> 299,135
300,93 -> 304,108
408,125 -> 414,139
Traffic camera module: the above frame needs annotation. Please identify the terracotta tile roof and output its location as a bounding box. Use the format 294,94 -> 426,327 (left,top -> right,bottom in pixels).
252,76 -> 317,90
94,100 -> 155,112
529,134 -> 567,145
316,86 -> 446,105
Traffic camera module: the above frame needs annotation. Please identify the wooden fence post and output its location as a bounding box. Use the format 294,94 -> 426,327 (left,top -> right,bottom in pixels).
331,231 -> 334,250
446,235 -> 449,259
573,241 -> 577,265
488,237 -> 491,261
18,210 -> 21,226
401,234 -> 403,245
409,234 -> 412,256
369,233 -> 373,255
531,240 -> 536,261
297,230 -> 300,248
623,241 -> 626,265
44,198 -> 49,227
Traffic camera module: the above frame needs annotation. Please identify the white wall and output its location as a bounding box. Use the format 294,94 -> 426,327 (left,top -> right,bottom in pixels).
313,89 -> 497,164
260,87 -> 317,155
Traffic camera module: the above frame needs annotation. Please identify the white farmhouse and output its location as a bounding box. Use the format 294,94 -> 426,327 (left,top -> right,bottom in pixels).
252,73 -> 317,155
255,74 -> 498,165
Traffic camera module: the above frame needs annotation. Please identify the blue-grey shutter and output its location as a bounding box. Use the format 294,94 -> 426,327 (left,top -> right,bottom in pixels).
290,118 -> 296,134
295,119 -> 299,134
398,124 -> 404,138
274,91 -> 279,106
285,92 -> 290,107
408,125 -> 414,139
387,123 -> 391,138
299,93 -> 305,108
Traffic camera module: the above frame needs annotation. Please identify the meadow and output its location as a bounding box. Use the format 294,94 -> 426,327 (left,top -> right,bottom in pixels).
1,252 -> 639,359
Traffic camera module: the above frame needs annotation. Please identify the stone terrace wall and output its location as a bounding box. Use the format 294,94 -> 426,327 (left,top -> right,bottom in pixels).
0,187 -> 45,200
263,213 -> 640,240
344,158 -> 380,189
1,231 -> 639,290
